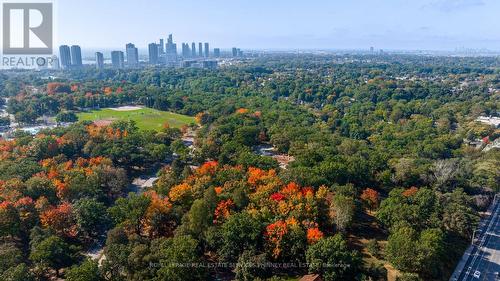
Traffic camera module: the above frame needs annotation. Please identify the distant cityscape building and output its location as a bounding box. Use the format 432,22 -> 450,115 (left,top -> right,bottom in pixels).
204,42 -> 209,57
58,34 -> 233,71
370,46 -> 374,53
232,47 -> 243,57
70,45 -> 82,67
203,60 -> 217,69
182,43 -> 191,57
213,48 -> 220,58
51,55 -> 60,70
111,51 -> 124,69
126,43 -> 139,67
159,39 -> 165,55
59,45 -> 71,69
182,60 -> 218,69
95,52 -> 104,69
148,43 -> 159,64
191,42 -> 196,57
165,34 -> 178,65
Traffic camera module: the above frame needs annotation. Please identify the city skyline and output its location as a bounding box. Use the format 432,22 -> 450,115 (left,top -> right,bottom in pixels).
56,0 -> 500,51
57,33 -> 233,69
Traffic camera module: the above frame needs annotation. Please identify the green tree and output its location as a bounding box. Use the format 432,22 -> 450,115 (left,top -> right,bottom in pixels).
108,193 -> 151,234
219,212 -> 262,261
29,235 -> 76,275
385,226 -> 419,272
152,235 -> 208,281
180,199 -> 212,236
66,259 -> 103,281
1,263 -> 35,281
306,235 -> 361,280
0,203 -> 20,238
235,250 -> 270,281
74,198 -> 110,241
0,242 -> 23,273
55,111 -> 78,123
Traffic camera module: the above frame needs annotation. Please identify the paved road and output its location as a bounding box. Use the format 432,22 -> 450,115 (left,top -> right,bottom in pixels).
450,195 -> 500,281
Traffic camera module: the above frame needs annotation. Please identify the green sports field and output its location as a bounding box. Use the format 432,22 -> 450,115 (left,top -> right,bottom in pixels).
76,107 -> 195,131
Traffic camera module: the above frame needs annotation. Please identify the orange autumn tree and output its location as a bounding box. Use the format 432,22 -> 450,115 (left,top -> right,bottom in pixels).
247,167 -> 281,201
360,188 -> 380,210
47,82 -> 70,94
236,108 -> 249,114
265,220 -> 288,258
307,227 -> 324,244
103,86 -> 113,95
168,183 -> 192,203
142,191 -> 173,237
40,202 -> 78,238
196,161 -> 218,176
402,186 -> 419,197
214,199 -> 234,223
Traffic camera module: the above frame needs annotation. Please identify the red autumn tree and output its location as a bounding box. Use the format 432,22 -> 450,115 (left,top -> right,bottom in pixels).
360,188 -> 380,210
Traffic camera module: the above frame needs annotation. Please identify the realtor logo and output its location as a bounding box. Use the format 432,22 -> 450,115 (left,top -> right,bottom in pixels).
2,2 -> 53,54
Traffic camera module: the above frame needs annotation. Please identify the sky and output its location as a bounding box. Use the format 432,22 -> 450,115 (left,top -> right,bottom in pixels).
56,0 -> 500,51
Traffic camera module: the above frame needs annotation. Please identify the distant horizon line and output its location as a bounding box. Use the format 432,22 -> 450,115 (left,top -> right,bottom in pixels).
73,46 -> 500,56
78,46 -> 500,51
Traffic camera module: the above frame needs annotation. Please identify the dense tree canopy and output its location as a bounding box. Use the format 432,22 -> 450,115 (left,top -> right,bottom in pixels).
0,53 -> 498,280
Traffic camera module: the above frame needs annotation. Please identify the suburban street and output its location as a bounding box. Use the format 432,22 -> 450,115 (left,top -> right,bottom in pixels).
450,195 -> 500,281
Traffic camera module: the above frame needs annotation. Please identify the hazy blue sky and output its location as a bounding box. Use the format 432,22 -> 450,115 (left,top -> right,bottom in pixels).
56,0 -> 500,51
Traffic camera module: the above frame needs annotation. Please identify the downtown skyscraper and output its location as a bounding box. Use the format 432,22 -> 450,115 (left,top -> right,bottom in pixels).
165,34 -> 177,65
111,51 -> 124,69
191,42 -> 196,57
71,45 -> 82,67
126,43 -> 139,67
59,45 -> 71,69
148,43 -> 159,64
95,52 -> 104,69
159,39 -> 165,55
204,42 -> 209,57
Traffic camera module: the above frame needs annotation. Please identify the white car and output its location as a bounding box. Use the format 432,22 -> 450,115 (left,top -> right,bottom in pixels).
473,270 -> 481,279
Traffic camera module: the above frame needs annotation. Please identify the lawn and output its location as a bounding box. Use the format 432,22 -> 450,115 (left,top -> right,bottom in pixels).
76,107 -> 196,131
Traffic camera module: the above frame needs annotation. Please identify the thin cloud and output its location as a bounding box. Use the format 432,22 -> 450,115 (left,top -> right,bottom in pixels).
422,0 -> 485,12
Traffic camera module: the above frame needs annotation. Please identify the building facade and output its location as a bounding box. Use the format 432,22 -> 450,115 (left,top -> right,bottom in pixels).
59,45 -> 71,69
111,51 -> 124,69
204,42 -> 209,57
191,42 -> 196,57
95,52 -> 104,69
70,45 -> 82,67
148,43 -> 159,64
126,43 -> 139,67
213,48 -> 220,57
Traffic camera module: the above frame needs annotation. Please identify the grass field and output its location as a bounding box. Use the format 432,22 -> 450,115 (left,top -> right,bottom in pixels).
76,107 -> 195,131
